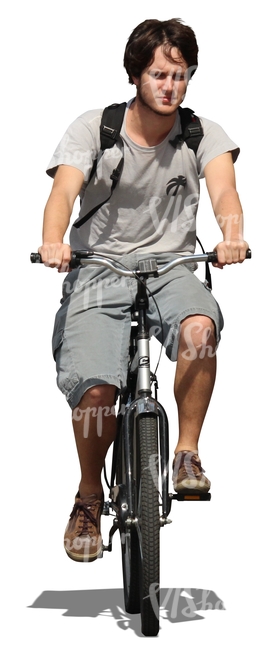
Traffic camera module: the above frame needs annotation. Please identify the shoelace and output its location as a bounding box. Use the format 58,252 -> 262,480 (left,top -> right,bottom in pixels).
174,453 -> 205,476
69,501 -> 99,535
184,455 -> 205,477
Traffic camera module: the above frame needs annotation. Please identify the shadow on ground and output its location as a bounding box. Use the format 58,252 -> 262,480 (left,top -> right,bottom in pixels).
29,587 -> 225,635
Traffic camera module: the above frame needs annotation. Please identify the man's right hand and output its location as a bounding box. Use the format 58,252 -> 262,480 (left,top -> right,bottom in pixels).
38,242 -> 72,272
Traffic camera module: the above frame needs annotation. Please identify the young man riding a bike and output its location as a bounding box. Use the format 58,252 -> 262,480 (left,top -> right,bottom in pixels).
38,18 -> 249,562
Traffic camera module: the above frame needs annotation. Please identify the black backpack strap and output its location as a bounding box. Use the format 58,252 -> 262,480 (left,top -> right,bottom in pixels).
73,103 -> 126,230
73,157 -> 124,229
100,102 -> 127,149
169,107 -> 203,153
170,110 -> 209,286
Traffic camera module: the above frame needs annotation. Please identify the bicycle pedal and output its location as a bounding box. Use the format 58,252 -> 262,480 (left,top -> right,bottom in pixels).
171,491 -> 211,501
102,543 -> 112,552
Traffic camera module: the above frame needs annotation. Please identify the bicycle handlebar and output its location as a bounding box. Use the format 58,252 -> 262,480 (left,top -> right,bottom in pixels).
30,249 -> 252,277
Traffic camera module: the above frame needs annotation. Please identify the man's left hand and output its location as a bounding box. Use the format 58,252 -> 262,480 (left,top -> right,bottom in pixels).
213,240 -> 249,268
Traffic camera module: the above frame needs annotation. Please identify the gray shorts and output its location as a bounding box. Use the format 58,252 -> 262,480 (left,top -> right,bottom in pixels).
52,252 -> 224,408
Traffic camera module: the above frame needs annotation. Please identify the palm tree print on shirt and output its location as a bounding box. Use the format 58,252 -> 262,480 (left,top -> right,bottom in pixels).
166,176 -> 187,196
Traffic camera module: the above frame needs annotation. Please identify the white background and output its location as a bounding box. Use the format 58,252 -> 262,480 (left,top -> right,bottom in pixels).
1,0 -> 271,647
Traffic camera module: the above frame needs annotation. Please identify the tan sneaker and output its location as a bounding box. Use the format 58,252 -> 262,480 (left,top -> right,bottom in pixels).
64,492 -> 103,562
172,451 -> 211,493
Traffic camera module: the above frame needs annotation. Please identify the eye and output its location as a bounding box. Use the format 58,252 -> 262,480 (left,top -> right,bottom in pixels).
150,70 -> 165,80
174,72 -> 185,81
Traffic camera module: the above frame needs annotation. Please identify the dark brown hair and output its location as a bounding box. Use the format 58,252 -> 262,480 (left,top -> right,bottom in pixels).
124,18 -> 198,83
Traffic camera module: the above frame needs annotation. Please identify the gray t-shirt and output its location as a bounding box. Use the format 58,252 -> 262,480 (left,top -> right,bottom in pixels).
47,100 -> 239,258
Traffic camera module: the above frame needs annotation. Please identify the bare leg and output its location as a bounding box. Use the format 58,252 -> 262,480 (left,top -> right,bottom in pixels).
174,315 -> 216,454
72,385 -> 117,497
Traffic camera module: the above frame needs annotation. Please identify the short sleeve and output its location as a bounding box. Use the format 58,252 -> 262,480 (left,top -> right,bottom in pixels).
46,109 -> 103,183
197,117 -> 240,179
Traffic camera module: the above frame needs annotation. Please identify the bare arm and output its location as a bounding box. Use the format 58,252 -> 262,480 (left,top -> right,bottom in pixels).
39,165 -> 84,271
204,152 -> 249,267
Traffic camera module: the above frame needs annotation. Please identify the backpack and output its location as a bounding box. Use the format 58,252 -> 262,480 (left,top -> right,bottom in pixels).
73,102 -> 212,287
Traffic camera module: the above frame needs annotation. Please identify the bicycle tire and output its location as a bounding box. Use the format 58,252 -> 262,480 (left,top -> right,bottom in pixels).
121,524 -> 140,614
116,413 -> 140,614
138,413 -> 160,636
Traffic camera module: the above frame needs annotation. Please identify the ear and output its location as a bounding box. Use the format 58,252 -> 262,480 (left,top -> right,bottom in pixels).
132,75 -> 140,87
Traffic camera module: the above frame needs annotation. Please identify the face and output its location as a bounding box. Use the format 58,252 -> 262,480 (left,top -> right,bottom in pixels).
133,45 -> 188,116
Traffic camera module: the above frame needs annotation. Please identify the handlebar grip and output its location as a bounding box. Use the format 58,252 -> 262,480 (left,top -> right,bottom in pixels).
30,253 -> 42,263
207,248 -> 252,263
30,250 -> 95,268
206,251 -> 218,263
30,252 -> 84,268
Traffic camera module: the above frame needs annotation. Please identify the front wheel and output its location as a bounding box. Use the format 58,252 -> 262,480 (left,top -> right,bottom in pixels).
137,413 -> 160,636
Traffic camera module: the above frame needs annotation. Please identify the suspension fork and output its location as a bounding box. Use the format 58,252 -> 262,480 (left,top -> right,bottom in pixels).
122,273 -> 172,521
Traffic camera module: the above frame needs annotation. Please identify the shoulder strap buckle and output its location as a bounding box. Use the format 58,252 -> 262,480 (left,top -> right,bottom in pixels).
101,125 -> 119,141
187,123 -> 203,138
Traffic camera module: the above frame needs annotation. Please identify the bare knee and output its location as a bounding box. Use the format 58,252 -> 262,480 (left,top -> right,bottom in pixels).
77,384 -> 117,411
179,315 -> 216,360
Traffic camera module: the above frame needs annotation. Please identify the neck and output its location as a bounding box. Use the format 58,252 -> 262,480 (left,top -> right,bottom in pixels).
126,97 -> 177,147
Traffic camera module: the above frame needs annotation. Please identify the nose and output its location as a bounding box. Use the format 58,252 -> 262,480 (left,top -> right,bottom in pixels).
162,75 -> 174,93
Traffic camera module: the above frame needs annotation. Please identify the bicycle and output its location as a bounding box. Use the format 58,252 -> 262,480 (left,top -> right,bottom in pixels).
30,248 -> 251,636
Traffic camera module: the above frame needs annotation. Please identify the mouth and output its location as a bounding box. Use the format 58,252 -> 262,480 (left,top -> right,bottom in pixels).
158,95 -> 177,105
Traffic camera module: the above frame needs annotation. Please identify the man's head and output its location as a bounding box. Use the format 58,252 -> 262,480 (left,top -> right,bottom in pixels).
124,18 -> 198,84
124,19 -> 198,116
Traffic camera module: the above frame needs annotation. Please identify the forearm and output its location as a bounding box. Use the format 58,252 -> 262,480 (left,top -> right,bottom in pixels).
214,188 -> 244,241
42,189 -> 72,243
39,165 -> 84,270
205,153 -> 248,266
